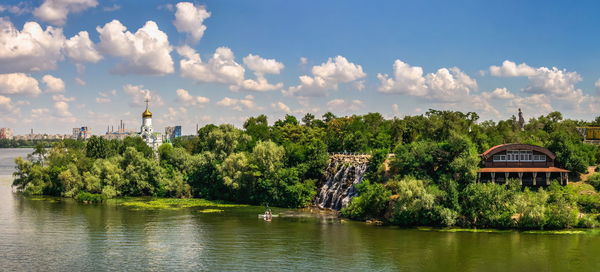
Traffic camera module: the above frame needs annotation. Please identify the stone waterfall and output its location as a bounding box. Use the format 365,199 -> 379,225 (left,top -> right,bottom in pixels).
315,154 -> 371,210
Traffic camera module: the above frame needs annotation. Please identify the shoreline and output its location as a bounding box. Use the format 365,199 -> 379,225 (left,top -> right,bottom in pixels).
7,187 -> 598,233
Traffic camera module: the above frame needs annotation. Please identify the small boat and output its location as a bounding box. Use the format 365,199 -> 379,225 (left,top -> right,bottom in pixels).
258,214 -> 279,218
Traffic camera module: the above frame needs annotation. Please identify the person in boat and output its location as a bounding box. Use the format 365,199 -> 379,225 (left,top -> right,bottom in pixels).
264,209 -> 272,221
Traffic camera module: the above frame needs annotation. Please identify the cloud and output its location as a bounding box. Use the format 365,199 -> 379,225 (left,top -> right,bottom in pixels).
377,60 -> 477,102
34,0 -> 98,26
64,31 -> 102,64
481,87 -> 515,100
299,57 -> 308,65
52,94 -> 75,102
0,95 -> 19,114
243,54 -> 284,74
508,94 -> 554,116
0,73 -> 41,96
53,101 -> 73,117
31,108 -> 50,119
173,2 -> 211,43
326,99 -> 365,113
489,60 -> 590,111
123,84 -> 164,107
216,95 -> 261,111
284,56 -> 366,97
97,20 -> 174,75
240,75 -> 284,92
103,4 -> 120,12
95,97 -> 110,104
95,89 -> 115,103
176,88 -> 209,106
0,3 -> 31,15
271,101 -> 291,113
392,104 -> 401,116
42,74 -> 65,93
489,60 -> 536,77
99,89 -> 116,97
524,67 -> 582,96
75,77 -> 86,86
178,46 -> 245,87
489,60 -> 582,96
0,18 -> 65,73
237,54 -> 285,92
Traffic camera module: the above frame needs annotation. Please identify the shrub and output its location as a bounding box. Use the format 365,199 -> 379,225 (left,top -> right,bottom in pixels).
514,189 -> 548,229
545,202 -> 579,229
341,180 -> 391,221
577,214 -> 598,228
388,177 -> 436,226
461,182 -> 516,228
74,192 -> 105,203
587,173 -> 600,191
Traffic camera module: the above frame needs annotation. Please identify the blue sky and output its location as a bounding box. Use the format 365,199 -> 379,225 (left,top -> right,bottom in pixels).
0,0 -> 599,134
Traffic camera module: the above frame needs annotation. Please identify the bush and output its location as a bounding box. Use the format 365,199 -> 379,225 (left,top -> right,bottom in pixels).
388,177 -> 436,226
75,192 -> 105,203
577,214 -> 598,228
514,189 -> 548,229
587,173 -> 600,191
545,202 -> 579,229
461,182 -> 516,228
341,180 -> 391,221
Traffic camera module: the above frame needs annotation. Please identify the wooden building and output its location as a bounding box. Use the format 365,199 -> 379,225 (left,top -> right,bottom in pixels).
477,143 -> 569,186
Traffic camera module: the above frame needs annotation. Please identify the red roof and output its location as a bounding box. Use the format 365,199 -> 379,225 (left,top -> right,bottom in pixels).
481,143 -> 556,160
478,167 -> 569,173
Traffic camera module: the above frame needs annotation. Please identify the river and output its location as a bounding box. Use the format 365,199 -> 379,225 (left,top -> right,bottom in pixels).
0,148 -> 599,271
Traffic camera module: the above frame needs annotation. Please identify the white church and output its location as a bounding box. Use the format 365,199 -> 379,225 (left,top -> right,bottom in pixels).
140,99 -> 162,150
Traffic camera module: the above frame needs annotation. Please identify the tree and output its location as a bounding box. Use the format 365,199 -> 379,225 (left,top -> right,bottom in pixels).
86,136 -> 110,159
244,115 -> 270,142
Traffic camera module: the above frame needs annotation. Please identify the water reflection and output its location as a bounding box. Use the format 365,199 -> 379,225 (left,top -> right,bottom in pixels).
1,149 -> 599,271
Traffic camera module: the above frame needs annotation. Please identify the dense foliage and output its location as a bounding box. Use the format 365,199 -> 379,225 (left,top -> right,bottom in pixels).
11,110 -> 600,229
0,139 -> 59,148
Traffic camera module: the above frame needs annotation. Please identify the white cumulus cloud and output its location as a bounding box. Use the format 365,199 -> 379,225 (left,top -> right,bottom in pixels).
377,60 -> 477,102
489,60 -> 536,77
65,31 -> 102,64
216,95 -> 261,111
53,101 -> 73,117
42,74 -> 65,93
0,18 -> 65,73
482,87 -> 515,100
271,101 -> 291,113
0,95 -> 19,114
239,54 -> 285,92
0,73 -> 41,96
173,2 -> 211,43
178,45 -> 245,87
97,20 -> 174,75
176,88 -> 209,106
284,56 -> 366,97
123,84 -> 164,107
34,0 -> 98,26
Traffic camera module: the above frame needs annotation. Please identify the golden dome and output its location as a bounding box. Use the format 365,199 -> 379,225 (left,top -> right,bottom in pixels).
142,108 -> 152,118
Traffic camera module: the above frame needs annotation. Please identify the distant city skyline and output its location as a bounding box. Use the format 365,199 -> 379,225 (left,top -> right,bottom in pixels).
1,0 -> 599,135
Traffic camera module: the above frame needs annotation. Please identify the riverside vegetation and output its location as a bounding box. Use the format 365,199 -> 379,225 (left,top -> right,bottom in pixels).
11,110 -> 600,229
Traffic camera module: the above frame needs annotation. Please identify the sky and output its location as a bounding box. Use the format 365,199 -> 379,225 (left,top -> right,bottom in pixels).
0,0 -> 599,135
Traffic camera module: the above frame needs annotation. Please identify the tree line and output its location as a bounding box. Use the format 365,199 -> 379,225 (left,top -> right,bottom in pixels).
11,110 -> 600,229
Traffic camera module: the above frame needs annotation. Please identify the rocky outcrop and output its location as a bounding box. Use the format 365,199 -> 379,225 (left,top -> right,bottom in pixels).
314,153 -> 371,210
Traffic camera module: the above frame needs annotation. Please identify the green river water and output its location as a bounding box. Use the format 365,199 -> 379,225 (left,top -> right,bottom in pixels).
0,148 -> 599,271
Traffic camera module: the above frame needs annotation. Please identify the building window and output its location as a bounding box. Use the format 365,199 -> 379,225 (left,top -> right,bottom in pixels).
533,155 -> 546,162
